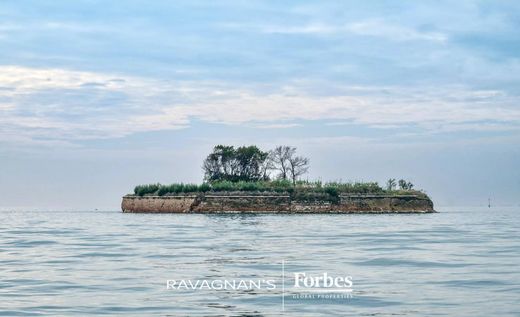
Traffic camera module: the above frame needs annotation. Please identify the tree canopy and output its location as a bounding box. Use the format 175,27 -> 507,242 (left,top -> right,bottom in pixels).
202,144 -> 310,184
202,145 -> 270,182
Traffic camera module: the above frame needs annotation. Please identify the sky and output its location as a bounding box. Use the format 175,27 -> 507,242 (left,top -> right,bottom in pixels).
1,0 -> 519,210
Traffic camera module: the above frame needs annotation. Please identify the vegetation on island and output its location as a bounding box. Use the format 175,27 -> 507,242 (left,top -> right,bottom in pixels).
202,145 -> 308,185
132,145 -> 424,198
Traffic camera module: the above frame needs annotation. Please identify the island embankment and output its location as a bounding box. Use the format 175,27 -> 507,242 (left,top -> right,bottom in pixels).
121,192 -> 434,213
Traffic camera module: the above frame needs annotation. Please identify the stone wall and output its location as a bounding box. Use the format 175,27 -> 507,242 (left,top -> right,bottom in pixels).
192,195 -> 291,212
121,196 -> 196,213
122,192 -> 434,213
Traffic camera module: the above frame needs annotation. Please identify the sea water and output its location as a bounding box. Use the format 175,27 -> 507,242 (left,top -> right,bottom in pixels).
1,207 -> 519,316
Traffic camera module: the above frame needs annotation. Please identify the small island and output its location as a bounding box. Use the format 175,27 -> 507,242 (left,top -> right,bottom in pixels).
122,145 -> 434,213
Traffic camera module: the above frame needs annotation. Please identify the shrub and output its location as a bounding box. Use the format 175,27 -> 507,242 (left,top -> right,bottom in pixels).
183,183 -> 199,193
270,179 -> 293,192
150,183 -> 214,195
132,180 -> 390,195
240,181 -> 269,191
198,183 -> 211,192
171,184 -> 184,193
157,186 -> 169,196
211,180 -> 235,192
324,186 -> 339,197
321,181 -> 384,194
134,183 -> 160,196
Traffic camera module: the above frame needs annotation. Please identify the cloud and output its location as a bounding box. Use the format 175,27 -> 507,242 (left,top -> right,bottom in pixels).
250,123 -> 303,129
254,23 -> 336,35
1,65 -> 519,147
344,20 -> 447,42
223,19 -> 447,42
0,66 -> 190,142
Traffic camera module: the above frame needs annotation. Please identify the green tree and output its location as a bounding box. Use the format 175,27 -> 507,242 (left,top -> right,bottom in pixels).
202,145 -> 236,182
202,145 -> 269,182
398,179 -> 414,190
234,145 -> 269,181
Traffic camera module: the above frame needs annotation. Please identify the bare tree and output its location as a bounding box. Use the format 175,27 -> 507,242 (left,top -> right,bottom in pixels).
260,151 -> 275,180
270,146 -> 295,180
270,145 -> 309,184
386,178 -> 396,191
288,155 -> 310,185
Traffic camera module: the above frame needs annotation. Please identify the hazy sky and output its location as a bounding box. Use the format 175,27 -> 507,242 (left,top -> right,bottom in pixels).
1,0 -> 519,210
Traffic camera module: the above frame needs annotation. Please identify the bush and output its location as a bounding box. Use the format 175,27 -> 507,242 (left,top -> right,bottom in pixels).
157,185 -> 169,196
174,184 -> 181,193
198,183 -> 211,192
132,180 -> 390,196
183,184 -> 199,193
270,179 -> 293,192
324,186 -> 339,197
211,180 -> 235,192
321,181 -> 384,194
134,183 -> 160,196
240,181 -> 271,191
147,183 -> 214,195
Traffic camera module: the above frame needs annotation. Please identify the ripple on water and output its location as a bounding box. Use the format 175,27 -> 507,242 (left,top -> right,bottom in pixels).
0,208 -> 519,316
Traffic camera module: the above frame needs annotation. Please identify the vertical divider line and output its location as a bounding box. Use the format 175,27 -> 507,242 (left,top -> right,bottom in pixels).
282,259 -> 285,312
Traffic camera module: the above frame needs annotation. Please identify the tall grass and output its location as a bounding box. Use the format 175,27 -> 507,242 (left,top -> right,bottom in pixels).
134,183 -> 210,196
134,183 -> 160,196
132,180 -> 414,196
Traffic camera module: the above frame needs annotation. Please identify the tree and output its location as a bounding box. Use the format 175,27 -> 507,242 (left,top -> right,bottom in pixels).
260,151 -> 275,181
234,145 -> 269,181
386,178 -> 396,191
398,179 -> 414,190
270,145 -> 309,184
203,144 -> 310,184
202,145 -> 237,182
202,145 -> 269,182
270,146 -> 295,180
288,155 -> 310,185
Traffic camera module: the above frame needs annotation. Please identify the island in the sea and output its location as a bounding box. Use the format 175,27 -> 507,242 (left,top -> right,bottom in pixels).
122,145 -> 435,213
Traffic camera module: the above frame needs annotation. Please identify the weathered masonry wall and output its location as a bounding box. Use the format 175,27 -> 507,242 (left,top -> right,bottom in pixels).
121,195 -> 196,213
121,193 -> 434,213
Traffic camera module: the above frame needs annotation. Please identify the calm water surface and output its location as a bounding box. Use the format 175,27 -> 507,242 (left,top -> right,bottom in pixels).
1,207 -> 519,316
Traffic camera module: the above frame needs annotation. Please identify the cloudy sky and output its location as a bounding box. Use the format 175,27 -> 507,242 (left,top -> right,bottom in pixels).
1,0 -> 519,209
